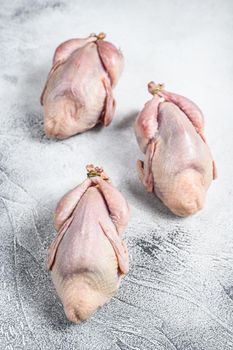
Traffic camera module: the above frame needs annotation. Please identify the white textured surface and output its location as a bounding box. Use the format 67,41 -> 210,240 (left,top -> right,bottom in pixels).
0,1 -> 233,349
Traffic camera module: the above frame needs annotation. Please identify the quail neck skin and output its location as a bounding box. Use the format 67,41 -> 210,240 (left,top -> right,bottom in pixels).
135,83 -> 216,217
41,33 -> 124,139
47,170 -> 130,324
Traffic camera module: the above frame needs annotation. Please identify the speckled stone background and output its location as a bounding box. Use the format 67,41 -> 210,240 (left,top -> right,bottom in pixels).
0,0 -> 233,349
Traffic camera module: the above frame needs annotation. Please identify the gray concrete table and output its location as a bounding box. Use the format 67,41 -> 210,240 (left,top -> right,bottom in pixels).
0,1 -> 233,349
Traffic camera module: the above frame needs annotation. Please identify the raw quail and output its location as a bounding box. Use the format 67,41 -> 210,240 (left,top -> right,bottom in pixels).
41,33 -> 124,138
47,165 -> 130,323
134,82 -> 217,217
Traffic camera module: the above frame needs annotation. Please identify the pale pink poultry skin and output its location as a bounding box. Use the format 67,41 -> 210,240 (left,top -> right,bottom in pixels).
134,82 -> 217,217
41,33 -> 124,139
47,165 -> 130,323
